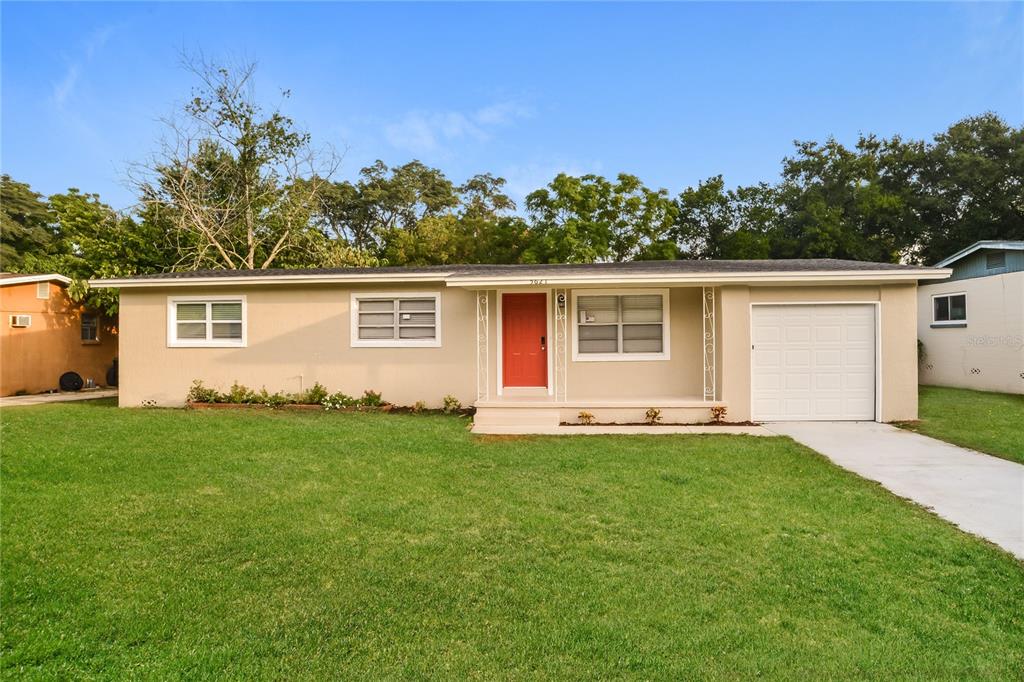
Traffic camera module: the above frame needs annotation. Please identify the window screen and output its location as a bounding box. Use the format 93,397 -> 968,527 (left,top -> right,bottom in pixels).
81,313 -> 99,342
577,293 -> 664,356
172,300 -> 244,343
356,297 -> 437,343
933,294 -> 966,323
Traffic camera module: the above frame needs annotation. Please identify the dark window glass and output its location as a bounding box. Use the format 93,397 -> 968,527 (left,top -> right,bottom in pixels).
934,297 -> 950,322
949,294 -> 967,321
81,313 -> 99,341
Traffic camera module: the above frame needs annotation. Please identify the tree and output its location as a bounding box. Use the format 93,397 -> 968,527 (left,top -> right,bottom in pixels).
22,190 -> 175,313
314,160 -> 459,256
133,57 -> 337,270
525,173 -> 677,263
916,113 -> 1024,264
0,175 -> 55,269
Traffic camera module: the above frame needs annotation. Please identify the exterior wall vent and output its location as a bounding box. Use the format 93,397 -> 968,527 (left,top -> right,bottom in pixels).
986,252 -> 1006,269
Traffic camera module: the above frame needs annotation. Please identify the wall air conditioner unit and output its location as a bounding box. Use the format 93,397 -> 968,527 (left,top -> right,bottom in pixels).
10,314 -> 31,328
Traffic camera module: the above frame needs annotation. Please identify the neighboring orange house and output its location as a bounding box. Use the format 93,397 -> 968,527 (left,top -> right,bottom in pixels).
0,273 -> 118,396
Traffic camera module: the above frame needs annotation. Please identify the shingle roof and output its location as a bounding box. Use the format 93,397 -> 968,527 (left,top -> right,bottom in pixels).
123,258 -> 932,281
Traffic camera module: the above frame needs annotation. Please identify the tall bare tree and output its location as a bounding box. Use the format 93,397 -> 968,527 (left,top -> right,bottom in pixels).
133,57 -> 338,270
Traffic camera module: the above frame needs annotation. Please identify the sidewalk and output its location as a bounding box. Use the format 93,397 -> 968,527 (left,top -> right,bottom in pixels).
0,388 -> 118,407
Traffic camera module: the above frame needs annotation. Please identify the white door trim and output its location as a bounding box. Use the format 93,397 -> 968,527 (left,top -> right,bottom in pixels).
497,289 -> 553,396
749,301 -> 881,422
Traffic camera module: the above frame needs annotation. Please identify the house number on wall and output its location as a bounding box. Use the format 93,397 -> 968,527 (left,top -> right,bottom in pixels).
529,279 -> 549,285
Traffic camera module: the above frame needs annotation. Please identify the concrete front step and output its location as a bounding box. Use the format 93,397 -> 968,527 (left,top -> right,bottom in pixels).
472,423 -> 773,436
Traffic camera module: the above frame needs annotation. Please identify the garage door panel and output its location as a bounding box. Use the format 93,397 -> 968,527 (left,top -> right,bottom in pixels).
814,349 -> 842,367
786,374 -> 811,390
814,373 -> 842,390
785,325 -> 811,342
785,349 -> 811,366
814,325 -> 843,343
752,304 -> 875,422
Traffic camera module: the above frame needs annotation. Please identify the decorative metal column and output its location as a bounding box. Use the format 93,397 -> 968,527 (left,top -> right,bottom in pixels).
554,288 -> 569,401
702,287 -> 716,402
475,290 -> 489,402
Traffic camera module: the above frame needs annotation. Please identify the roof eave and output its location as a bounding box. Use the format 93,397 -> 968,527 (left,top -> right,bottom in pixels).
935,241 -> 1024,267
90,268 -> 951,289
89,272 -> 454,288
446,269 -> 951,287
0,273 -> 72,287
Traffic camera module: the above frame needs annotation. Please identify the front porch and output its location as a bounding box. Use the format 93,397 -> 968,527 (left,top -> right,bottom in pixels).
472,395 -> 730,433
466,285 -> 727,433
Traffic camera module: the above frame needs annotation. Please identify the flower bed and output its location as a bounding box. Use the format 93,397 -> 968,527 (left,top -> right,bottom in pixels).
187,401 -> 393,412
186,380 -> 390,411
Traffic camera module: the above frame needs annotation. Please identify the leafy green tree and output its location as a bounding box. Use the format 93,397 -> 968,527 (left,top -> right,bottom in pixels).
525,173 -> 677,263
915,113 -> 1024,264
24,190 -> 175,313
315,160 -> 459,255
1,175 -> 55,269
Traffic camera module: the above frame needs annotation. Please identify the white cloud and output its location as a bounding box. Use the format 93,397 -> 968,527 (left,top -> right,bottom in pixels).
52,24 -> 116,107
382,99 -> 533,156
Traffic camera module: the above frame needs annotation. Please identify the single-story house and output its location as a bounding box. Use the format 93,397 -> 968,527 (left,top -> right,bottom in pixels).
1,273 -> 118,396
917,241 -> 1024,395
92,259 -> 950,431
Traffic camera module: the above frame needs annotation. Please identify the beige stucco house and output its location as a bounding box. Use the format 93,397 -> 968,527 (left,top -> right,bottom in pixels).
918,241 -> 1024,395
92,259 -> 950,432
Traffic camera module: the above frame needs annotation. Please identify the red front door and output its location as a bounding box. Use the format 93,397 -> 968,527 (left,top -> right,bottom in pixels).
502,293 -> 548,387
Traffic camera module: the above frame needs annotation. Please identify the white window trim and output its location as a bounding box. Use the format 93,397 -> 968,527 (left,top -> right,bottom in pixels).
166,295 -> 247,348
36,282 -> 49,300
930,291 -> 968,326
571,288 -> 671,362
350,291 -> 442,348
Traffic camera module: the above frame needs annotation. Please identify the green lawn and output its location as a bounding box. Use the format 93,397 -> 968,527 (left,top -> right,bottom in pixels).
2,401 -> 1022,679
899,386 -> 1024,464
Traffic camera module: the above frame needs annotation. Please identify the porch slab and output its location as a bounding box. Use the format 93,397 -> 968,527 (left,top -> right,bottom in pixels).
471,424 -> 773,436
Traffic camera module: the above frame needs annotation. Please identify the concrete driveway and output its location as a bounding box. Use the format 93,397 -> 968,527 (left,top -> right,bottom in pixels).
767,422 -> 1024,561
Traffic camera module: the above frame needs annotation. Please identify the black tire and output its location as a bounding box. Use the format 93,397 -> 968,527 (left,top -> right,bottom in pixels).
59,371 -> 84,392
106,358 -> 118,387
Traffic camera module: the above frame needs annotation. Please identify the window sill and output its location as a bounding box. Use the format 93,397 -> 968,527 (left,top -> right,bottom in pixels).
573,353 -> 670,362
930,322 -> 967,329
168,341 -> 247,348
81,340 -> 101,345
351,340 -> 441,348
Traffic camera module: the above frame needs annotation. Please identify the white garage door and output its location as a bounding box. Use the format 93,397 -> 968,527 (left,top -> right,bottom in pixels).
751,304 -> 876,421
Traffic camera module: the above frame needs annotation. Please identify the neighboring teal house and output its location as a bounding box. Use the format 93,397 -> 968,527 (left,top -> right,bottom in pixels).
917,240 -> 1024,394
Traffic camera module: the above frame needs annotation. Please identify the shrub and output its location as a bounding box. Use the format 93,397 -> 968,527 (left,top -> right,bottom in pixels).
301,382 -> 329,405
322,391 -> 355,410
187,380 -> 220,403
361,390 -> 384,407
257,387 -> 291,408
645,408 -> 662,425
577,410 -> 595,425
226,381 -> 257,404
442,395 -> 462,414
412,400 -> 427,413
710,406 -> 727,423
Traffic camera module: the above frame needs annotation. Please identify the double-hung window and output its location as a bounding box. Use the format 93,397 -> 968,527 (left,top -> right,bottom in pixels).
351,292 -> 441,347
573,290 -> 669,361
167,297 -> 246,347
932,292 -> 966,327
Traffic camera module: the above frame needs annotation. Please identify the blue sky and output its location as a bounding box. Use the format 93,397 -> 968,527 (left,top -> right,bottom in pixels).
2,2 -> 1021,211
